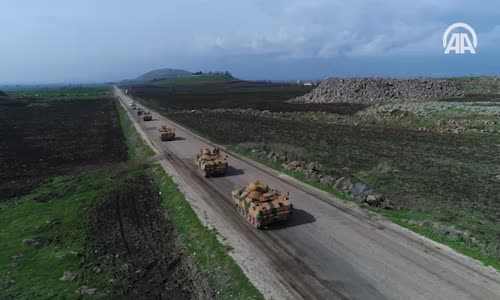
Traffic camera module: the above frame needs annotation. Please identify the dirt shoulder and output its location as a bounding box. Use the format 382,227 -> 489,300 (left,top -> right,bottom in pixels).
85,169 -> 212,299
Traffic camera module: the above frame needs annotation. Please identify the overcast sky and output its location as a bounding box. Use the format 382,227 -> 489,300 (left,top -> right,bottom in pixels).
1,0 -> 499,84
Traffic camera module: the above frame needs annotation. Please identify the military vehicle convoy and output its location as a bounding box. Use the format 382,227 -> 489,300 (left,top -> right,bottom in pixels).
143,111 -> 152,121
159,125 -> 175,141
195,147 -> 228,177
232,180 -> 293,228
137,107 -> 144,116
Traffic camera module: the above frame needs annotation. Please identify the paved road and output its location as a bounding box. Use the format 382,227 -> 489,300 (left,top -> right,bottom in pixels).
115,87 -> 500,300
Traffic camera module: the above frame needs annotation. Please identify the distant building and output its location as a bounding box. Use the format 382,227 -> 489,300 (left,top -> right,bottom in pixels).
303,82 -> 314,86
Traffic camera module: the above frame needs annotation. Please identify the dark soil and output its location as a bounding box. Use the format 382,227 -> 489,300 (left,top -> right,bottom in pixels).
125,81 -> 367,115
0,98 -> 128,201
170,112 -> 500,223
85,173 -> 211,299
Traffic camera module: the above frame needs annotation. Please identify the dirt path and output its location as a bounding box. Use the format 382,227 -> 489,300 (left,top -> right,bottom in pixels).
115,87 -> 500,300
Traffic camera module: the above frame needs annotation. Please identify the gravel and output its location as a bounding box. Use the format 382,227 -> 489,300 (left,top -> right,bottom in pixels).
292,78 -> 465,103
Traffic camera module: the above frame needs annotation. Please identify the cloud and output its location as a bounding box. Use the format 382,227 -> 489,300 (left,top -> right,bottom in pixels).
0,0 -> 499,83
192,0 -> 499,58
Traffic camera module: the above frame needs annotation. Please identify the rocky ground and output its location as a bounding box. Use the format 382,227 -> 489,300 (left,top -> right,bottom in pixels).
242,147 -> 394,209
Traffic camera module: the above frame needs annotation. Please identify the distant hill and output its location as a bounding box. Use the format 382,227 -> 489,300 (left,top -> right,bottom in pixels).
120,68 -> 240,85
153,73 -> 238,85
135,68 -> 192,82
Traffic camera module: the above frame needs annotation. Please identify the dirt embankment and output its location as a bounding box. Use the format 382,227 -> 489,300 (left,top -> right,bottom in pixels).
292,78 -> 465,103
85,173 -> 212,299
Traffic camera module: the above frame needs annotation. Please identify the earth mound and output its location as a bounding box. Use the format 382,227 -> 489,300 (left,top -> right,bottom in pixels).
292,78 -> 464,103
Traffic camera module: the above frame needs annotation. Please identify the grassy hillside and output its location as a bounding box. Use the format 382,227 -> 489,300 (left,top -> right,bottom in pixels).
135,68 -> 192,82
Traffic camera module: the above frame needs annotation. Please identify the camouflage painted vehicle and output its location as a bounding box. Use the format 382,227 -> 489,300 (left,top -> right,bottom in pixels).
159,125 -> 175,141
231,180 -> 293,228
137,108 -> 144,116
143,111 -> 152,121
195,147 -> 228,177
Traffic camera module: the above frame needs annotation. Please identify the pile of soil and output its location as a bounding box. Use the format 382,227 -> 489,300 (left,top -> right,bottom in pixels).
292,78 -> 464,104
85,174 -> 212,299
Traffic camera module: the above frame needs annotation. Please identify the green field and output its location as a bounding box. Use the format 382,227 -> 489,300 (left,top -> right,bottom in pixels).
153,73 -> 236,85
0,166 -> 145,299
7,86 -> 111,102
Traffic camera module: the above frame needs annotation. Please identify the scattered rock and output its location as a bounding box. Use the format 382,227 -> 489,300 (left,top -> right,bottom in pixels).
419,220 -> 443,231
76,286 -> 97,296
283,160 -> 304,171
349,182 -> 372,198
380,199 -> 394,210
333,177 -> 352,191
60,271 -> 77,281
365,195 -> 380,207
320,175 -> 337,186
443,226 -> 462,238
305,161 -> 321,173
460,230 -> 473,240
46,219 -> 61,226
55,251 -> 79,260
307,173 -> 320,181
21,239 -> 39,248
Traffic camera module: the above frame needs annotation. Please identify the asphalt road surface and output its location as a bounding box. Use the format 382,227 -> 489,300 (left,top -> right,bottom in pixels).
115,87 -> 500,300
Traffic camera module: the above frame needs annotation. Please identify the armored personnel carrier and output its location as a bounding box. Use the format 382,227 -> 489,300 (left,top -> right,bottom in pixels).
195,147 -> 228,177
143,111 -> 152,121
137,108 -> 144,116
232,181 -> 293,228
159,125 -> 175,141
